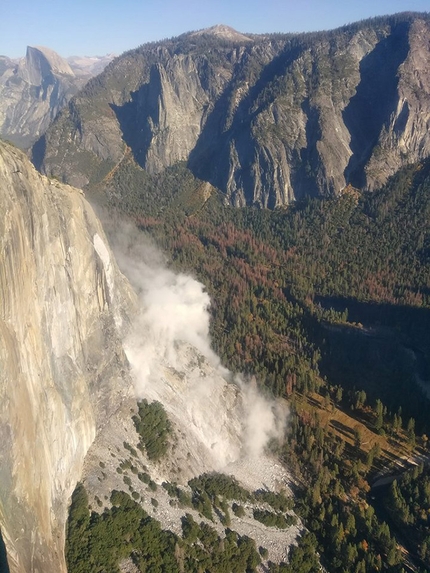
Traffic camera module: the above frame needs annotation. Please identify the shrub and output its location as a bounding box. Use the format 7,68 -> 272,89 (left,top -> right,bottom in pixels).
133,400 -> 172,460
138,472 -> 150,484
253,509 -> 296,528
232,503 -> 246,518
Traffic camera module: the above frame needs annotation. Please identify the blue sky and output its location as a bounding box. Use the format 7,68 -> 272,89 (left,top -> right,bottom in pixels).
2,0 -> 429,58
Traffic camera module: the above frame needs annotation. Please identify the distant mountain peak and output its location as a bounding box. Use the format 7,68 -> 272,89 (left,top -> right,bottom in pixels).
26,45 -> 74,76
66,53 -> 117,77
0,45 -> 114,148
190,24 -> 252,42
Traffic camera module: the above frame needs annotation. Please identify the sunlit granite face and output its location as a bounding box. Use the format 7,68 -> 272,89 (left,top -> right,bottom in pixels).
0,141 -> 135,573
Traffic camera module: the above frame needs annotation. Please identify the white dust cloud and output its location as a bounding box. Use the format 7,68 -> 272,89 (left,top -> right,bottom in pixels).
111,223 -> 287,467
239,377 -> 287,459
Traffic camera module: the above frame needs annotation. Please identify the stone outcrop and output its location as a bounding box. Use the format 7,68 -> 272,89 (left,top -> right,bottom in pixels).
364,18 -> 430,188
0,140 -> 136,573
37,14 -> 430,206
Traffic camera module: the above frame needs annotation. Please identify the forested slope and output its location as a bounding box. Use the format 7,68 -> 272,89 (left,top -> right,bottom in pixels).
96,155 -> 430,571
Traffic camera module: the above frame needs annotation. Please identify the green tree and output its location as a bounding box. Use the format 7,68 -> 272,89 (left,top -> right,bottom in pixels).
375,399 -> 384,433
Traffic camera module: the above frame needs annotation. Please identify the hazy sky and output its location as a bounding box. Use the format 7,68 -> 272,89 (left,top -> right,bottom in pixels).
2,0 -> 429,58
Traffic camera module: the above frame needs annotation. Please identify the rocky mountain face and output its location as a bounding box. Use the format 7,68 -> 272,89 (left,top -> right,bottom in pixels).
0,140 -> 136,573
36,14 -> 430,206
0,46 -> 113,149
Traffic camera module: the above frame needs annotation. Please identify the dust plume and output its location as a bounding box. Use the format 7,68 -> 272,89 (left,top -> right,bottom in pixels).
110,223 -> 287,470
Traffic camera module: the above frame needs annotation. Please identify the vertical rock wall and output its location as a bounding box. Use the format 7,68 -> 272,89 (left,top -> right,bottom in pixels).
0,141 -> 135,573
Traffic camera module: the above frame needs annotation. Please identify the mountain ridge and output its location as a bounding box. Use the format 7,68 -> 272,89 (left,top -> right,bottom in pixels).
36,12 -> 430,206
189,24 -> 253,42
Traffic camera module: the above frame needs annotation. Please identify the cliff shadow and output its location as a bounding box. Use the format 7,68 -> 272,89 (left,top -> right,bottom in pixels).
289,98 -> 322,200
110,66 -> 163,169
342,22 -> 410,187
188,43 -> 304,205
313,295 -> 430,432
31,134 -> 46,173
0,530 -> 10,573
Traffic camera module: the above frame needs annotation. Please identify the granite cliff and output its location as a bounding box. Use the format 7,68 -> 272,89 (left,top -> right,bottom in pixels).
0,140 -> 136,572
36,14 -> 430,206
